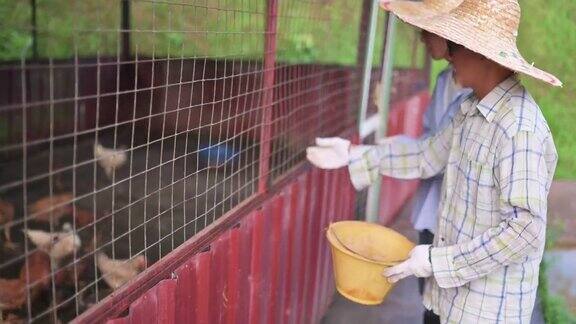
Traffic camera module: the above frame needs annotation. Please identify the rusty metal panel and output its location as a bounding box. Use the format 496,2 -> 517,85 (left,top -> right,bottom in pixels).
210,230 -> 233,324
271,192 -> 289,324
225,228 -> 242,324
280,181 -> 298,324
295,172 -> 314,324
156,280 -> 178,324
173,258 -> 196,323
302,169 -> 323,323
236,218 -> 254,324
192,253 -> 213,324
315,172 -> 331,322
267,194 -> 284,324
286,175 -> 306,324
247,209 -> 270,324
314,169 -> 332,323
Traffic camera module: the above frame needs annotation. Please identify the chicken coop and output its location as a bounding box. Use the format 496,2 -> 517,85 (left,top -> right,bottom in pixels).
0,0 -> 430,323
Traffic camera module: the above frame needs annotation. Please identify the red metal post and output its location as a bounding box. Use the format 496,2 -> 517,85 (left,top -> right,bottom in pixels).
257,0 -> 279,193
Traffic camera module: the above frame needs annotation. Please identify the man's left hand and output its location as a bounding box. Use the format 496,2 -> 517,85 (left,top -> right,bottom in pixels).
383,244 -> 433,283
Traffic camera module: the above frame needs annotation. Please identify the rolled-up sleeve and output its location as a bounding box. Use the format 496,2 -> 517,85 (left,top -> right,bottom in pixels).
347,120 -> 454,191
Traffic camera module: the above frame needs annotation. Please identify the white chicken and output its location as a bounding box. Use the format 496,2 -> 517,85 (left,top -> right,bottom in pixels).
93,142 -> 127,179
96,253 -> 147,290
23,223 -> 81,263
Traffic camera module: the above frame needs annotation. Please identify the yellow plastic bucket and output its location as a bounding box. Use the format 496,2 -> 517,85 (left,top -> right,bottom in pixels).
326,221 -> 415,305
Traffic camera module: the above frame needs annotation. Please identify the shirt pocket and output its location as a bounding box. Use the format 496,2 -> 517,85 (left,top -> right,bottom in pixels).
459,124 -> 498,233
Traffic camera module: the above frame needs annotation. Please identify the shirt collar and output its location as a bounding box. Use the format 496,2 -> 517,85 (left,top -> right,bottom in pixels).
466,75 -> 521,122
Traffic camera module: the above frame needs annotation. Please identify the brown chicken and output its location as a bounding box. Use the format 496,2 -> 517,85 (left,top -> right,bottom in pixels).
0,278 -> 27,312
73,208 -> 96,228
3,313 -> 25,324
19,250 -> 52,289
28,193 -> 74,223
1,251 -> 53,319
96,253 -> 147,290
0,199 -> 16,250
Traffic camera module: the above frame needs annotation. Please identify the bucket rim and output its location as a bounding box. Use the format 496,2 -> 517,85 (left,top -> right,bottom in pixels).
326,221 -> 408,266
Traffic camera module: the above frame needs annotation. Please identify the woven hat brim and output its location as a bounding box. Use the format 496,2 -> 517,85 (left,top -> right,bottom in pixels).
382,2 -> 562,87
383,1 -> 447,20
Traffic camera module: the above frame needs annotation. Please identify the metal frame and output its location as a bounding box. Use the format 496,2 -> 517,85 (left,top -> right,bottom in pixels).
355,0 -> 399,222
365,13 -> 398,222
257,0 -> 278,194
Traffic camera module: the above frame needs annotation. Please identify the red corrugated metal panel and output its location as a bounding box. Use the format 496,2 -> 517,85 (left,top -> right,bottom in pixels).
211,229 -> 240,324
286,175 -> 306,324
298,169 -> 318,324
157,280 -> 178,323
107,167 -> 356,324
247,210 -> 267,324
281,181 -> 298,324
236,218 -> 254,324
105,279 -> 177,324
268,195 -> 284,324
193,253 -> 213,324
310,170 -> 329,322
173,258 -> 195,323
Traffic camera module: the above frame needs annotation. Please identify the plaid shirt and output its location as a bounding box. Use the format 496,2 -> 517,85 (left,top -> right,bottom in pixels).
349,76 -> 557,323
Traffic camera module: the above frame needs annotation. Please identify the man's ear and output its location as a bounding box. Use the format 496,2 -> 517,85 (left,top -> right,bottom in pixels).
440,39 -> 449,60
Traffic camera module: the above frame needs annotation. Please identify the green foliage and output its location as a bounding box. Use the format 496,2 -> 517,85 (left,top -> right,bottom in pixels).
0,0 -> 32,60
517,0 -> 576,180
538,223 -> 576,323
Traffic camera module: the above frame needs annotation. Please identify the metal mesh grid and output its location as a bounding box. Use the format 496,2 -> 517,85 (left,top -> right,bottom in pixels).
0,0 -> 382,322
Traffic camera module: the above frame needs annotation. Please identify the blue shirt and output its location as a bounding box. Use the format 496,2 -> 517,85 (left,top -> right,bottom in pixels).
410,67 -> 471,233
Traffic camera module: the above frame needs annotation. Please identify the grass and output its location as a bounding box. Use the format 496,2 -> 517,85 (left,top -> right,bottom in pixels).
538,223 -> 576,323
517,0 -> 576,180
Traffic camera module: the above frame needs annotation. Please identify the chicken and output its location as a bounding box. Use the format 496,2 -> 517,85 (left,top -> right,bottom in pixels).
0,278 -> 27,312
0,199 -> 16,250
94,142 -> 127,179
1,251 -> 53,320
28,193 -> 74,223
73,208 -> 95,228
19,250 -> 52,290
96,253 -> 146,290
23,223 -> 81,263
3,313 -> 25,324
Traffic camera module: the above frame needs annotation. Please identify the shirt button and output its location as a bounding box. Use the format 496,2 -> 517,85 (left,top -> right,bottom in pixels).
440,237 -> 445,242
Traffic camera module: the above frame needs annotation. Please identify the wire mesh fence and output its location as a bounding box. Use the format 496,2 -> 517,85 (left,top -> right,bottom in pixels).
0,0 -> 411,322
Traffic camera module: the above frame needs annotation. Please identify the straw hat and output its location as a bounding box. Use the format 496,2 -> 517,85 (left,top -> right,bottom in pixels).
380,0 -> 562,86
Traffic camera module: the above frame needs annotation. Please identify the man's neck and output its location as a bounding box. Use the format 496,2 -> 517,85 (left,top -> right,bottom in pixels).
472,71 -> 514,99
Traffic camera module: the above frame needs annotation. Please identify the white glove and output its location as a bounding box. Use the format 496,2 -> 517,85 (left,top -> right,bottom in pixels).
382,244 -> 432,283
306,137 -> 351,169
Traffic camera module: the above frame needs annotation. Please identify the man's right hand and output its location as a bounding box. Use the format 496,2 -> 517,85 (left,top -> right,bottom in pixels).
306,137 -> 351,169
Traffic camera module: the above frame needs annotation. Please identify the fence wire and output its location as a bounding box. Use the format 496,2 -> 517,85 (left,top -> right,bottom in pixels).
0,0 -> 402,322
